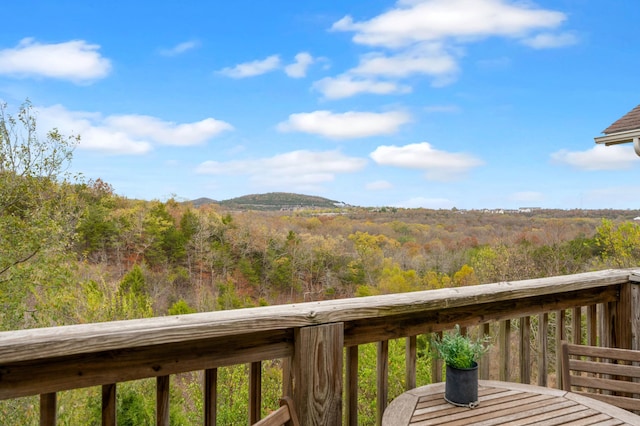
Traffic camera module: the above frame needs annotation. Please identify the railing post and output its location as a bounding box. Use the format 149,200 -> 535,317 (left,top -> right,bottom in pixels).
620,275 -> 640,350
293,323 -> 343,426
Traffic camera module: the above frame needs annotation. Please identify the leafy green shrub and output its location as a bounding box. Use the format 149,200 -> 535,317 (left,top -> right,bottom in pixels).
432,325 -> 489,369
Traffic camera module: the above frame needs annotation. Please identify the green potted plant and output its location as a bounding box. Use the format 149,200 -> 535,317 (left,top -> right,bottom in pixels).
432,325 -> 490,407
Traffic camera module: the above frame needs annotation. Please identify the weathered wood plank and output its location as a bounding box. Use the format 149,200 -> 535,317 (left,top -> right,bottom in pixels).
0,330 -> 292,400
343,286 -> 618,347
0,270 -> 631,364
293,323 -> 343,425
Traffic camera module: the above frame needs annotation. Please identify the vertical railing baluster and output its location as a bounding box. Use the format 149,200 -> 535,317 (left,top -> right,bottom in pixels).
346,346 -> 358,426
40,392 -> 56,426
479,324 -> 490,380
587,305 -> 597,346
249,361 -> 262,424
597,303 -> 605,347
102,383 -> 116,426
499,320 -> 510,381
156,376 -> 170,426
204,368 -> 217,426
538,313 -> 548,387
519,317 -> 531,384
555,310 -> 566,389
406,336 -> 417,391
377,340 -> 389,426
282,357 -> 292,397
572,307 -> 582,345
431,331 -> 443,383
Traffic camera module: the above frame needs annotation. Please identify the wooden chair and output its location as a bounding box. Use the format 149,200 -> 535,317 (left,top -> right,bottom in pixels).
252,396 -> 300,426
561,341 -> 640,411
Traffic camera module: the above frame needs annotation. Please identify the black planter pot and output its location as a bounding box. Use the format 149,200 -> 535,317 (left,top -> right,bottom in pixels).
444,362 -> 479,407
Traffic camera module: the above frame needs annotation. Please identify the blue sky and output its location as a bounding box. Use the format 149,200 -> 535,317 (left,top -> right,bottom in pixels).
1,0 -> 639,209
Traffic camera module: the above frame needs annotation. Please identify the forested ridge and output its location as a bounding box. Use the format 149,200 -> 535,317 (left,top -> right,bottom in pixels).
3,102 -> 640,424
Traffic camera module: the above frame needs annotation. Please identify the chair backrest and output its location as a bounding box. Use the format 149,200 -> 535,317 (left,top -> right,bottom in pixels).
561,341 -> 640,412
252,396 -> 300,426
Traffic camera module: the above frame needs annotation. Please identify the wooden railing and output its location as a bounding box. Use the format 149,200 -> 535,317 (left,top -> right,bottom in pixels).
0,269 -> 639,425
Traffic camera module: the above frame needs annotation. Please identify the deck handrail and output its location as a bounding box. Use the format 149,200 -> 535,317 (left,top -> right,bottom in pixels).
0,269 -> 631,362
0,268 -> 639,425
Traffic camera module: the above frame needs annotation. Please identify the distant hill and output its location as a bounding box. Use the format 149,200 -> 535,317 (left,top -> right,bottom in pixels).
189,192 -> 348,211
189,197 -> 218,207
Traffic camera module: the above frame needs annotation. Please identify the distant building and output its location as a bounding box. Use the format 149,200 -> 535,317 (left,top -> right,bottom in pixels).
519,207 -> 541,213
594,104 -> 640,156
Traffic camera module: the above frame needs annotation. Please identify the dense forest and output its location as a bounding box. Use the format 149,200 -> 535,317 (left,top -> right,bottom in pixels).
2,102 -> 640,424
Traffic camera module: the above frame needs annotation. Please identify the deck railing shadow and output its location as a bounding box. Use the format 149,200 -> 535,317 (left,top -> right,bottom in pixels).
0,268 -> 638,425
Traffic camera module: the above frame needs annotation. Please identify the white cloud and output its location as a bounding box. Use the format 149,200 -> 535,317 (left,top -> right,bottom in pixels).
366,180 -> 393,190
321,0 -> 574,98
370,142 -> 483,181
313,75 -> 411,99
351,44 -> 458,79
551,145 -> 639,171
277,110 -> 410,139
160,40 -> 200,56
105,115 -> 232,146
285,52 -> 314,78
0,38 -> 111,82
196,150 -> 367,190
522,32 -> 579,49
37,104 -> 232,155
331,0 -> 567,48
394,197 -> 455,209
218,55 -> 281,78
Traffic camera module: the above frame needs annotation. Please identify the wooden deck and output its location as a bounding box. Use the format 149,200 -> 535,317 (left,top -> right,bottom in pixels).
382,380 -> 640,425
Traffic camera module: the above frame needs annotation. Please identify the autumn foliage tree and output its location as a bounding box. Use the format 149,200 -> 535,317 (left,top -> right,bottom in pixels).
0,101 -> 80,328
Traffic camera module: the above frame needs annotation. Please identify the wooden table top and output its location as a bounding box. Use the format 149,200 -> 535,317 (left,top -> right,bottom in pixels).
382,380 -> 640,425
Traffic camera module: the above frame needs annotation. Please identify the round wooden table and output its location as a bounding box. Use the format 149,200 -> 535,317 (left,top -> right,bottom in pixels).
382,380 -> 640,425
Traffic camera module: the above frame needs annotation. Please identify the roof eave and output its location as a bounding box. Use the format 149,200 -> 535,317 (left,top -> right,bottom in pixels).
594,129 -> 640,146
